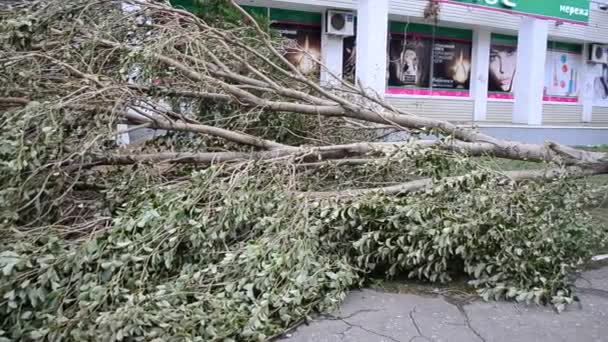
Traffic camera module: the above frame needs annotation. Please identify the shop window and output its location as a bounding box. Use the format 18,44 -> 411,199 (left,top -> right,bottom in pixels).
273,23 -> 322,76
242,6 -> 323,77
432,38 -> 472,90
270,9 -> 322,77
387,22 -> 472,97
488,34 -> 517,99
487,36 -> 585,103
343,36 -> 357,84
387,33 -> 433,89
543,42 -> 583,103
592,63 -> 608,107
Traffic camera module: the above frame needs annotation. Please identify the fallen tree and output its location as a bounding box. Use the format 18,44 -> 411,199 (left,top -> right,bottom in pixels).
1,0 -> 607,340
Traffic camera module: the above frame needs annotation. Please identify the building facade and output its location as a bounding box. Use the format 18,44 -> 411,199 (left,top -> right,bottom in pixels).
176,0 -> 608,145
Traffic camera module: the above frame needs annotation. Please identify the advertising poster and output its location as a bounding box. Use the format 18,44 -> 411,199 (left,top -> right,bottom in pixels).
342,36 -> 357,84
488,43 -> 517,96
591,63 -> 608,107
432,39 -> 472,90
386,23 -> 473,97
543,48 -> 582,102
387,35 -> 432,88
273,23 -> 322,76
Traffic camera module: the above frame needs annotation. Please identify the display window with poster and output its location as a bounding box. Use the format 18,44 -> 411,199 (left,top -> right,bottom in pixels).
487,34 -> 518,100
590,62 -> 608,107
241,6 -> 323,78
270,9 -> 322,77
273,23 -> 322,76
386,22 -> 472,97
342,36 -> 357,84
543,42 -> 583,103
488,35 -> 584,103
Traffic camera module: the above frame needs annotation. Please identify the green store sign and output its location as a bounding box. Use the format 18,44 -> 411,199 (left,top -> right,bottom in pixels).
445,0 -> 591,24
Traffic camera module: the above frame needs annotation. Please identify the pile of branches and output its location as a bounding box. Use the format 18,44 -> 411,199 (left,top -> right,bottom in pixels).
1,0 -> 607,340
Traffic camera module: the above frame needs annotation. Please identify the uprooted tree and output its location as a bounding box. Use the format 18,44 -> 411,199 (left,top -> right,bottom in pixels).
1,0 -> 607,340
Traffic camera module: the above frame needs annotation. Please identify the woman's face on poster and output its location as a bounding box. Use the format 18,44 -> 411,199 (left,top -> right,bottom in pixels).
489,46 -> 517,92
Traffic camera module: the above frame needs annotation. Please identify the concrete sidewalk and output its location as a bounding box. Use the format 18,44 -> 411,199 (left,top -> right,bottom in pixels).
282,266 -> 608,342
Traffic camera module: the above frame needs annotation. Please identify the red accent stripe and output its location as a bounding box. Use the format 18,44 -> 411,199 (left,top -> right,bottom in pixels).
488,93 -> 580,103
543,96 -> 580,103
488,93 -> 514,100
387,88 -> 470,97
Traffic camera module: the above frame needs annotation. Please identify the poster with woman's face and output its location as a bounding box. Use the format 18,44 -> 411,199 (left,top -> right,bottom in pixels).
488,45 -> 517,93
273,23 -> 322,76
431,40 -> 472,89
592,63 -> 608,106
387,35 -> 432,88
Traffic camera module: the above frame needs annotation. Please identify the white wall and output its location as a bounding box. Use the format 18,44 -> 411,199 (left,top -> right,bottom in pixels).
389,1 -> 608,44
512,18 -> 548,125
248,0 -> 608,43
387,97 -> 474,122
593,107 -> 608,123
471,30 -> 491,121
355,0 -> 389,95
320,14 -> 344,87
237,0 -> 608,125
543,104 -> 584,123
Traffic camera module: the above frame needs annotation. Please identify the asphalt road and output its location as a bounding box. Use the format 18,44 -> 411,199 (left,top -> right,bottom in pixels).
282,266 -> 608,342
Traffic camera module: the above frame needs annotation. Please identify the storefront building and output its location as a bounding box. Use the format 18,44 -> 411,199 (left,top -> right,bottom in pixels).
175,0 -> 608,144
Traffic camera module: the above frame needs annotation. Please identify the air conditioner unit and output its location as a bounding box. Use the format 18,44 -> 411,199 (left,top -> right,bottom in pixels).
325,10 -> 355,36
589,44 -> 608,64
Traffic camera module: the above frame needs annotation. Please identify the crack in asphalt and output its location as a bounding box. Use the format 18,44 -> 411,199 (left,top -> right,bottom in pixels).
339,319 -> 402,342
576,275 -> 593,287
576,287 -> 608,299
322,308 -> 401,342
320,308 -> 383,321
336,324 -> 354,340
443,296 -> 487,342
408,307 -> 432,342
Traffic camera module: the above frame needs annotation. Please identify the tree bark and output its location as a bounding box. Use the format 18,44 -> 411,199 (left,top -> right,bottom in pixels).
307,166 -> 608,198
3,0 -> 608,189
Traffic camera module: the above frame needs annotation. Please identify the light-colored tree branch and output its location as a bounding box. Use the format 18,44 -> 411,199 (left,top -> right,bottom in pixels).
307,166 -> 608,198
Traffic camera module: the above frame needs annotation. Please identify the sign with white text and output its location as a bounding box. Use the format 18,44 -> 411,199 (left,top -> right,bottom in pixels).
444,0 -> 590,24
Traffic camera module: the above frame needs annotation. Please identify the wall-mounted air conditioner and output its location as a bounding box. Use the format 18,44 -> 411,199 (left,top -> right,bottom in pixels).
589,44 -> 608,64
325,10 -> 355,36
